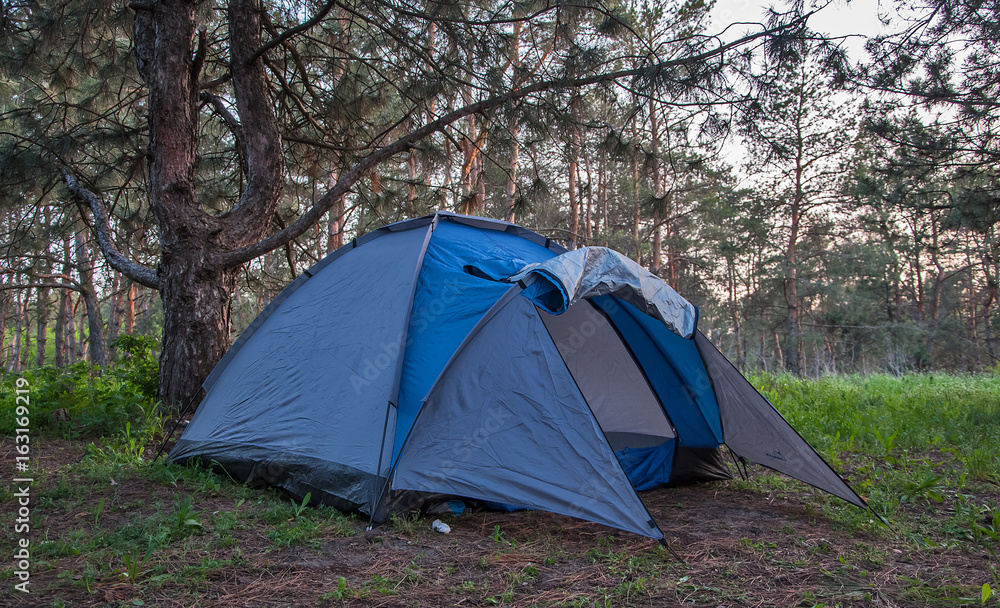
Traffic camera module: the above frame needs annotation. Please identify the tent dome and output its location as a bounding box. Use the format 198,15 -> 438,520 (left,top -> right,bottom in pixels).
171,212 -> 866,540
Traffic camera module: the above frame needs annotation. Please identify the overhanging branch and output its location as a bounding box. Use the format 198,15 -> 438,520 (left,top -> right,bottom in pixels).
248,0 -> 338,64
221,16 -> 807,267
61,168 -> 161,289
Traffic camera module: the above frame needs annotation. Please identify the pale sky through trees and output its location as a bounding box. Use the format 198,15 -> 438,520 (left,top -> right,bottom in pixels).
711,0 -> 887,56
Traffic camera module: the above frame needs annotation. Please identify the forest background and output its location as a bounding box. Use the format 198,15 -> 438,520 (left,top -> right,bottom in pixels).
1,0 -> 998,407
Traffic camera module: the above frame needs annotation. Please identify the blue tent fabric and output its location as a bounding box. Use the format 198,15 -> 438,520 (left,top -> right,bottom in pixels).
171,211 -> 868,536
392,221 -> 558,459
617,439 -> 677,491
591,296 -> 722,447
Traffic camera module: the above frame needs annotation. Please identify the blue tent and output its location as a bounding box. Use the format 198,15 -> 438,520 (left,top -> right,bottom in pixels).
171,212 -> 866,541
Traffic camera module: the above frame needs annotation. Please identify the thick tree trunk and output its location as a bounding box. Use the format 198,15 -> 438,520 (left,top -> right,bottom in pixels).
136,0 -> 282,407
158,247 -> 240,410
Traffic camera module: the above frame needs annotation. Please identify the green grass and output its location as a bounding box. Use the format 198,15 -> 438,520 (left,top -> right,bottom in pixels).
751,372 -> 1000,465
751,372 -> 1000,495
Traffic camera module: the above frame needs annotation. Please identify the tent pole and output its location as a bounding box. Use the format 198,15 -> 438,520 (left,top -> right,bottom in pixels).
369,216 -> 438,530
368,400 -> 395,529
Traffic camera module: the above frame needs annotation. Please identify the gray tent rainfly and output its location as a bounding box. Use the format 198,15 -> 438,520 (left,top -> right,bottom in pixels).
170,212 -> 868,543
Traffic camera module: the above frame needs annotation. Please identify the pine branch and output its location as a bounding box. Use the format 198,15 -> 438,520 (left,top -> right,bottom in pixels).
221,16 -> 809,267
248,0 -> 338,64
60,168 -> 161,289
0,282 -> 81,292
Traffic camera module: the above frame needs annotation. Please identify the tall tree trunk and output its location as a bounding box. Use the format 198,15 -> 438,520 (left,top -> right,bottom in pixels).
649,98 -> 662,276
727,256 -> 745,370
783,133 -> 805,375
75,228 -> 109,366
407,148 -> 418,212
36,266 -> 50,367
504,113 -> 520,222
599,146 -> 608,245
631,121 -> 641,264
137,0 -> 282,408
0,278 -> 9,370
11,290 -> 24,372
582,134 -> 594,243
125,282 -> 136,334
503,21 -> 521,222
326,169 -> 345,253
67,296 -> 78,365
784,204 -> 801,375
107,273 -> 122,350
20,289 -> 32,370
568,95 -> 581,250
54,289 -> 67,367
54,238 -> 73,366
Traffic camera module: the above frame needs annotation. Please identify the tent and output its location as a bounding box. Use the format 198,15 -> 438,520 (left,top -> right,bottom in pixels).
170,212 -> 866,542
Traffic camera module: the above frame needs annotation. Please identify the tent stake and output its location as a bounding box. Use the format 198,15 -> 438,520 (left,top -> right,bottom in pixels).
726,446 -> 747,481
152,390 -> 202,462
659,537 -> 686,564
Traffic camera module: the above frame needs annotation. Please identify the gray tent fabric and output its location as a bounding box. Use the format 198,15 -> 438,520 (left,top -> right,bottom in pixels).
510,247 -> 698,339
392,287 -> 663,540
539,300 -> 676,449
171,222 -> 431,512
694,332 -> 868,509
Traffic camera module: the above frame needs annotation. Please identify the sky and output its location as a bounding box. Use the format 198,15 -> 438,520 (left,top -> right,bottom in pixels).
709,0 -> 890,59
705,0 -> 895,178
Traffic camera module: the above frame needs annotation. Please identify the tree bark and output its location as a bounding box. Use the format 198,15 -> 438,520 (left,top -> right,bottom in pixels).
35,265 -> 50,367
67,296 -> 78,365
568,95 -> 581,250
125,282 -> 136,334
0,278 -> 8,369
75,229 -> 109,366
134,0 -> 283,407
504,21 -> 522,223
108,273 -> 123,350
649,98 -> 662,277
20,290 -> 31,371
55,288 -> 67,367
11,290 -> 23,372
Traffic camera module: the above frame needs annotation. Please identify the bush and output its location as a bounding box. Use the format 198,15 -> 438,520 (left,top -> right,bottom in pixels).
1,335 -> 161,439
